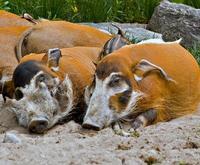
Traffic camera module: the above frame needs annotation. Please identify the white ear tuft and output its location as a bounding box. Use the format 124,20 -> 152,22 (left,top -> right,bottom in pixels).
133,74 -> 142,82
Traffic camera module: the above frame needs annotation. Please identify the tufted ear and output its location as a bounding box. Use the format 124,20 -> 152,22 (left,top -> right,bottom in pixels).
132,59 -> 176,83
21,13 -> 38,24
111,24 -> 125,38
47,48 -> 62,72
99,24 -> 130,60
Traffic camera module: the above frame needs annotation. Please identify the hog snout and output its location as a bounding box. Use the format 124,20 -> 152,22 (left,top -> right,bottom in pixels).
82,118 -> 101,131
28,117 -> 49,133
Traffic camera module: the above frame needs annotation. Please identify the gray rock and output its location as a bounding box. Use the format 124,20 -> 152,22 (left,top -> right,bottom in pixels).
147,1 -> 200,48
3,132 -> 21,144
82,22 -> 162,43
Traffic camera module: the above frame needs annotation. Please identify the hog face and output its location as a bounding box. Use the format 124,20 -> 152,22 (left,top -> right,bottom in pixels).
83,71 -> 143,130
8,60 -> 74,133
83,56 -> 175,130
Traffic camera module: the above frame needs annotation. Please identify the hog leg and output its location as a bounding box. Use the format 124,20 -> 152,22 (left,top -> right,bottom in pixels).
112,109 -> 157,137
112,122 -> 132,137
131,109 -> 157,130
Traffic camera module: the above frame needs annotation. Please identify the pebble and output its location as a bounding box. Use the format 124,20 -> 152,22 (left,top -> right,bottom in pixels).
3,132 -> 22,144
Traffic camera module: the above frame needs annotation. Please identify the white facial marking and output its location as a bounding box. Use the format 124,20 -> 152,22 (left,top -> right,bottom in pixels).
48,75 -> 74,128
84,85 -> 92,105
59,75 -> 73,113
85,72 -> 129,116
84,75 -> 111,123
105,72 -> 129,96
84,72 -> 128,127
7,71 -> 60,128
84,72 -> 143,128
51,66 -> 59,72
119,91 -> 143,118
20,71 -> 44,96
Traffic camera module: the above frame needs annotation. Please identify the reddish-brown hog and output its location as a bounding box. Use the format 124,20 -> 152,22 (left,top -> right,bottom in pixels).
6,47 -> 101,133
16,21 -> 112,59
83,43 -> 200,135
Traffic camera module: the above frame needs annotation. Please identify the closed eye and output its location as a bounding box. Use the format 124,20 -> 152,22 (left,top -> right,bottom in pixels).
36,74 -> 48,84
108,75 -> 124,88
35,73 -> 55,90
38,74 -> 46,82
15,88 -> 24,100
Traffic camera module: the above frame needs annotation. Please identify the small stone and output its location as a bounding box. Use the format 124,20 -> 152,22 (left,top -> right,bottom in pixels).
142,149 -> 159,165
3,132 -> 22,144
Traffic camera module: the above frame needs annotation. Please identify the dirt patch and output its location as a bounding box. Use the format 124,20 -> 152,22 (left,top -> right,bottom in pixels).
0,96 -> 200,165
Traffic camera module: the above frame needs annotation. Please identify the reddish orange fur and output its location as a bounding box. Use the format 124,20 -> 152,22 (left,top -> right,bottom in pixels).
20,47 -> 101,109
0,10 -> 33,27
0,10 -> 34,96
17,21 -> 111,57
98,43 -> 200,123
0,26 -> 31,81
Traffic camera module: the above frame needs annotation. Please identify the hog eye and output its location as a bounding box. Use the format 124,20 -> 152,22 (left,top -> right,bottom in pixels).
37,74 -> 46,82
53,109 -> 57,116
15,88 -> 23,100
35,74 -> 51,87
108,76 -> 122,87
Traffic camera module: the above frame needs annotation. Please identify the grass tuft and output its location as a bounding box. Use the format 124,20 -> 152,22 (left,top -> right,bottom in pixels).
0,0 -> 199,22
1,0 -> 199,64
0,0 -> 10,10
8,0 -> 68,20
188,44 -> 200,65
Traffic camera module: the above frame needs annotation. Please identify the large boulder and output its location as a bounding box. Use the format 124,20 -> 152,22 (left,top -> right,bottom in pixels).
83,22 -> 162,43
147,1 -> 200,48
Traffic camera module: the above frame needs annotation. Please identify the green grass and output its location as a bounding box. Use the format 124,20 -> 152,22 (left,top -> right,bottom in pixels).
1,0 -> 199,22
173,0 -> 200,8
8,0 -> 68,20
1,0 -> 200,64
0,0 -> 10,10
67,0 -> 119,22
116,0 -> 160,23
189,44 -> 200,65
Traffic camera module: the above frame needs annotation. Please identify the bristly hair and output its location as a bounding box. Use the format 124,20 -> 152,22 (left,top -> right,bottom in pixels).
96,59 -> 123,80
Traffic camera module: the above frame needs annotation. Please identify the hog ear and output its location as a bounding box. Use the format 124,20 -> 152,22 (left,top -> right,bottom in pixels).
99,36 -> 129,60
21,13 -> 38,24
111,23 -> 125,37
2,81 -> 15,102
99,24 -> 130,60
47,48 -> 62,72
132,59 -> 176,83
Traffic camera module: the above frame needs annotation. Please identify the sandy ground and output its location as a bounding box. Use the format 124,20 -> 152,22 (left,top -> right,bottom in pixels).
0,96 -> 200,165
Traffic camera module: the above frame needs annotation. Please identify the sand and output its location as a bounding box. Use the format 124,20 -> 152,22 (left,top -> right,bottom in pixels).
0,96 -> 200,165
